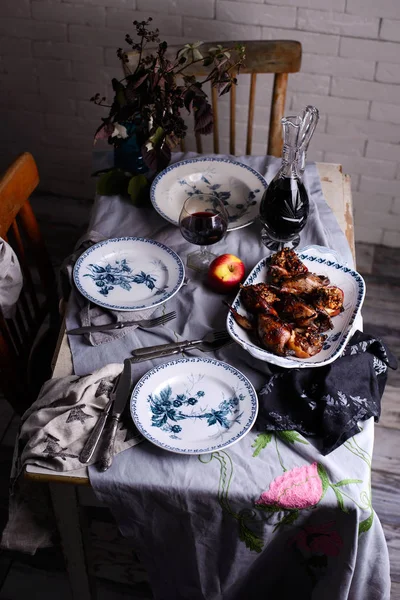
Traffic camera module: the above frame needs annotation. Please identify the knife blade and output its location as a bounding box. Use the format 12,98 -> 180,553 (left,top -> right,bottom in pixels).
79,396 -> 114,464
67,321 -> 140,335
98,359 -> 132,472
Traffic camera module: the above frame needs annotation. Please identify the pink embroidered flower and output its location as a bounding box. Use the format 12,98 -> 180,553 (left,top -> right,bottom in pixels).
255,462 -> 323,510
289,521 -> 343,557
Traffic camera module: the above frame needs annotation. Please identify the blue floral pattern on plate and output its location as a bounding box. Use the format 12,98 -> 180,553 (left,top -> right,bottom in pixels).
148,380 -> 244,440
130,357 -> 258,454
84,258 -> 167,297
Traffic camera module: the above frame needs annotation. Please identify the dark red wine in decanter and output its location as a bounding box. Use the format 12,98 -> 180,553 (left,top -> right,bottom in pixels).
260,115 -> 310,251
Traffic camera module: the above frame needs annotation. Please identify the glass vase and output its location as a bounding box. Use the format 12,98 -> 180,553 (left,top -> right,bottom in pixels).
113,120 -> 148,175
260,115 -> 309,251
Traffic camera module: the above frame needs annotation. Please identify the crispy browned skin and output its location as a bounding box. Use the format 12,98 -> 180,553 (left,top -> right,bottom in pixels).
269,248 -> 309,282
277,294 -> 317,327
310,285 -> 344,317
257,313 -> 292,356
240,283 -> 279,313
279,273 -> 330,295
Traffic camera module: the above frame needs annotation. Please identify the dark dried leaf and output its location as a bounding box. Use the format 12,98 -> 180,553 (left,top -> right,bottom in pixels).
141,138 -> 171,173
193,98 -> 213,135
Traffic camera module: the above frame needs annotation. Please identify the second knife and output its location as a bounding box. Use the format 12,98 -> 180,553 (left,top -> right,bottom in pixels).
98,359 -> 133,472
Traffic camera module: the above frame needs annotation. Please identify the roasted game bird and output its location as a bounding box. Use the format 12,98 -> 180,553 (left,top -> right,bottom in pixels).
229,248 -> 344,359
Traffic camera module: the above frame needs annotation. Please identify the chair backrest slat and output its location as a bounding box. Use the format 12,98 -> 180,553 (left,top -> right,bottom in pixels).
211,87 -> 219,154
195,131 -> 203,154
18,201 -> 55,297
229,83 -> 236,156
4,315 -> 24,357
0,153 -> 39,238
9,219 -> 41,323
246,73 -> 257,155
268,72 -> 289,158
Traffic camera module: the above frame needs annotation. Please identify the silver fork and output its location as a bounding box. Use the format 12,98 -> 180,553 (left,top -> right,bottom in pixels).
66,310 -> 176,335
135,311 -> 177,329
132,330 -> 231,357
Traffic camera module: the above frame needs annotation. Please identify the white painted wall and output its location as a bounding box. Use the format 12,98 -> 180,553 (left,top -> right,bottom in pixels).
1,0 -> 400,246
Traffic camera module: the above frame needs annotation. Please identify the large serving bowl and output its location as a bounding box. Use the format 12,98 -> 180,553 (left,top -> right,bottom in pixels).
226,245 -> 366,368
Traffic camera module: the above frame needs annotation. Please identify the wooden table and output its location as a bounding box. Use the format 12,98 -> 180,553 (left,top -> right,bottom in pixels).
25,163 -> 355,599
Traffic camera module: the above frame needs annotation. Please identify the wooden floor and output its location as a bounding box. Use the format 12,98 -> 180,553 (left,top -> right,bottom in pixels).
0,193 -> 399,599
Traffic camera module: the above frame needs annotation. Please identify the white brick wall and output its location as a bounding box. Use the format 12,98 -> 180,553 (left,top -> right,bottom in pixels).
1,0 -> 400,247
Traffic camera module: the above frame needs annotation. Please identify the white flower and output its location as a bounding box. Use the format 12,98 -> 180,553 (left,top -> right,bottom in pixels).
178,41 -> 204,62
111,123 -> 128,139
209,45 -> 231,59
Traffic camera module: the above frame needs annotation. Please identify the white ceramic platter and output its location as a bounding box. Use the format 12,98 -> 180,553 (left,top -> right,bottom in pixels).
73,237 -> 185,311
226,245 -> 366,368
150,157 -> 267,231
130,357 -> 258,454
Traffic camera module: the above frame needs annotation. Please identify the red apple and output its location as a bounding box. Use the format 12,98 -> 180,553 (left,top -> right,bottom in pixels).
207,254 -> 246,294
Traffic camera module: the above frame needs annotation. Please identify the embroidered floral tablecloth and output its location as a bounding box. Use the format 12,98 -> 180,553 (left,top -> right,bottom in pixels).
91,417 -> 389,599
81,153 -> 390,599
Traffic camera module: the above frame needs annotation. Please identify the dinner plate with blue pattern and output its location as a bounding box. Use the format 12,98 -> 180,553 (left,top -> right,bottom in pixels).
150,157 -> 268,231
73,237 -> 185,311
226,245 -> 366,368
130,357 -> 258,454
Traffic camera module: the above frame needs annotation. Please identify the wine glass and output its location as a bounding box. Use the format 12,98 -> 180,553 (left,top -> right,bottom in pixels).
179,193 -> 229,272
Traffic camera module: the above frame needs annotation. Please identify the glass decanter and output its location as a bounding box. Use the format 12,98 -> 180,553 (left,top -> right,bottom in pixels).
260,115 -> 309,251
297,105 -> 319,176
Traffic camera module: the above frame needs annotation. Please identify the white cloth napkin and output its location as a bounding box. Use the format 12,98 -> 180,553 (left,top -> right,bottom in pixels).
0,237 -> 23,318
1,362 -> 142,554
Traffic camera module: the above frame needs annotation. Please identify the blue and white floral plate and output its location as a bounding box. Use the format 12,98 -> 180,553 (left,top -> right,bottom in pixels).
73,237 -> 185,311
227,245 -> 366,368
150,157 -> 267,231
130,357 -> 258,454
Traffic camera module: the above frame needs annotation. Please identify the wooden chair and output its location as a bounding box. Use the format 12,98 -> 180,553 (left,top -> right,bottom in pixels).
0,152 -> 59,414
123,40 -> 302,157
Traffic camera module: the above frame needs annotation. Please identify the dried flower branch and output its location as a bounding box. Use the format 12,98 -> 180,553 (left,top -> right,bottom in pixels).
92,17 -> 245,178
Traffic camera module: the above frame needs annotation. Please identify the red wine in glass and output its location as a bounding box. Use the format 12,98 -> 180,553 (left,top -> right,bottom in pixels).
179,195 -> 229,272
180,211 -> 227,246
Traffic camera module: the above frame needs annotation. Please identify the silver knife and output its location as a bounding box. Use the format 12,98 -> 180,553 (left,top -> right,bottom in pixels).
98,359 -> 133,472
79,397 -> 114,464
67,321 -> 141,335
132,339 -> 204,357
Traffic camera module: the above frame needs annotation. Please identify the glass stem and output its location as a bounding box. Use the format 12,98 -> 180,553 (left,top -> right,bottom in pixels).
199,246 -> 207,256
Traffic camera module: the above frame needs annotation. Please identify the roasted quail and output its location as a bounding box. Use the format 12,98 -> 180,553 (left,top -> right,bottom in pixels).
229,248 -> 344,359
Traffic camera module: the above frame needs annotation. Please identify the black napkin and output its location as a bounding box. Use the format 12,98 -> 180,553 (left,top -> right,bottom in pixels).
257,331 -> 398,455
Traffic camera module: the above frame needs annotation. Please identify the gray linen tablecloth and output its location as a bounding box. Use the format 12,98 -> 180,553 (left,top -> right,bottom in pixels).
65,154 -> 389,599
